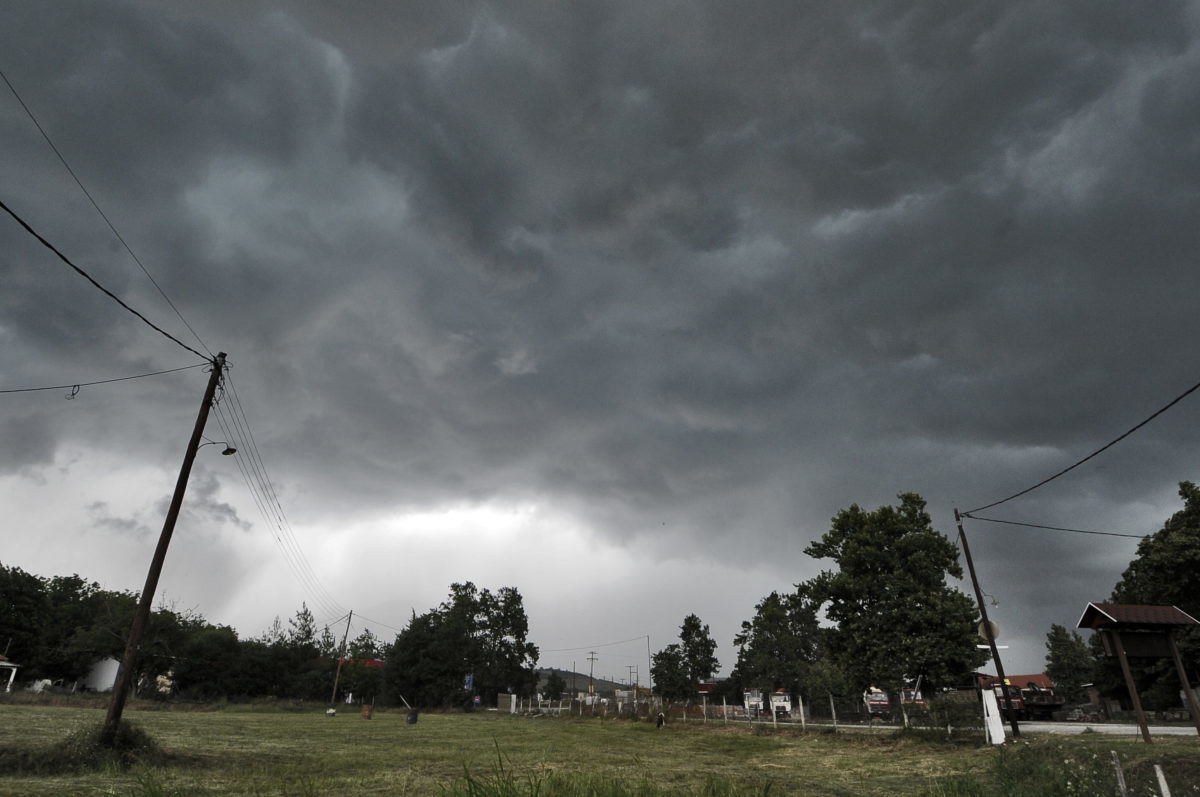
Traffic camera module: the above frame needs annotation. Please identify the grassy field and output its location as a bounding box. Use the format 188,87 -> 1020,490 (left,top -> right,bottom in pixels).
1,700 -> 1198,795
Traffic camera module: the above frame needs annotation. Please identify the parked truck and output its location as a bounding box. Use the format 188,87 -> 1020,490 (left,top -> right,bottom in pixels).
743,688 -> 764,717
1015,682 -> 1065,720
769,690 -> 792,719
987,677 -> 1065,720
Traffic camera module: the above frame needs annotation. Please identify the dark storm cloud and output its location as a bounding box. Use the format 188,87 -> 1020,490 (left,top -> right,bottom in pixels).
4,0 -> 1200,673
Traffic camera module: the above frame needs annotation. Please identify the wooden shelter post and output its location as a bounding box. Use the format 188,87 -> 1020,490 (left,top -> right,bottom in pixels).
1166,630 -> 1200,736
1107,630 -> 1152,743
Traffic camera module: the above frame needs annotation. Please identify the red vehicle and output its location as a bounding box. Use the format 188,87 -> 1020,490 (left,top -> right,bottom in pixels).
981,674 -> 1065,721
901,688 -> 926,709
993,684 -> 1025,719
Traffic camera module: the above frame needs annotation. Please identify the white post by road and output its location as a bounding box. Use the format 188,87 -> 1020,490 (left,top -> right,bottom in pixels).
981,689 -> 1005,745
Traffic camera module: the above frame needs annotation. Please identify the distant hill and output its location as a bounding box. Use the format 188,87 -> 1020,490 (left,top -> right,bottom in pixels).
535,667 -> 639,697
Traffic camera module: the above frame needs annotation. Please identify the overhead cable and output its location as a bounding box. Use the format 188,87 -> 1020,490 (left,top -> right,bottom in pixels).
540,635 -> 649,653
0,363 -> 205,395
352,613 -> 406,636
0,67 -> 213,358
0,197 -> 208,362
224,371 -> 347,616
964,375 -> 1200,515
210,400 -> 343,621
208,367 -> 348,620
961,514 -> 1147,540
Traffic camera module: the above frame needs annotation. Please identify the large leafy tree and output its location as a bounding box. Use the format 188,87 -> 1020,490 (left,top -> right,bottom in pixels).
387,609 -> 460,707
651,614 -> 720,705
650,644 -> 693,704
172,625 -> 244,700
0,564 -> 51,678
729,588 -> 827,699
386,582 -> 538,708
1044,623 -> 1094,704
679,614 -> 719,684
1098,481 -> 1200,708
805,493 -> 986,694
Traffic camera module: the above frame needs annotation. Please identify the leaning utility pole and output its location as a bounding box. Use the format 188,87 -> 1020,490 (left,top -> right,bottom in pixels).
101,353 -> 226,745
954,508 -> 1020,740
329,610 -> 354,707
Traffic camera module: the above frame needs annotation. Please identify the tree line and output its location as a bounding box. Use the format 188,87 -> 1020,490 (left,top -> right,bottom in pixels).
4,483 -> 1197,712
0,572 -> 537,708
648,486 -> 1200,715
651,493 -> 987,708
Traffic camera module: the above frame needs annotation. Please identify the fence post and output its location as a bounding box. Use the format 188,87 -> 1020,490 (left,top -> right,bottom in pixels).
1111,751 -> 1129,797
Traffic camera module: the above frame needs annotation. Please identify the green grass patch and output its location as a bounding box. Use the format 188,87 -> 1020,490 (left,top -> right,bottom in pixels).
0,701 -> 1197,795
0,717 -> 167,776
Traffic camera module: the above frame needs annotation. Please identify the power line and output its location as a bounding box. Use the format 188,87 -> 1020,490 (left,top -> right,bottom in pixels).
352,613 -> 406,636
0,197 -> 208,362
0,363 -> 205,395
961,514 -> 1148,540
207,366 -> 348,621
541,635 -> 649,654
211,399 -> 343,621
965,375 -> 1200,515
224,372 -> 347,617
0,66 -> 213,358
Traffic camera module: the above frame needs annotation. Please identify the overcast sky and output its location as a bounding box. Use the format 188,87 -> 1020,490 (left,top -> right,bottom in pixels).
3,1 -> 1199,685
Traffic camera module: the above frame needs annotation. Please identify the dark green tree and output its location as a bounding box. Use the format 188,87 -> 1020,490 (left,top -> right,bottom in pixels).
172,625 -> 243,700
651,643 -> 693,704
385,583 -> 538,708
0,564 -> 51,678
387,608 -> 464,707
679,614 -> 719,684
472,585 -> 539,704
268,603 -> 333,700
1098,481 -> 1200,709
805,493 -> 986,695
45,575 -> 134,682
729,588 -> 826,699
1044,623 -> 1095,704
542,669 -> 567,700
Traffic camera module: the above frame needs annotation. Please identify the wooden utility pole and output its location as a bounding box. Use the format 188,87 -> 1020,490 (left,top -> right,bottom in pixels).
954,508 -> 1020,739
329,610 -> 354,707
101,353 -> 226,746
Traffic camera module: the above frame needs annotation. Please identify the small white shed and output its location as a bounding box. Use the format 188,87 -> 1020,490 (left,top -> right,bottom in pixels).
84,657 -> 120,692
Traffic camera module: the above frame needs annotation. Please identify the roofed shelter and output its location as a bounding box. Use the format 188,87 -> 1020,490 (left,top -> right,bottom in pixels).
1078,602 -> 1200,742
